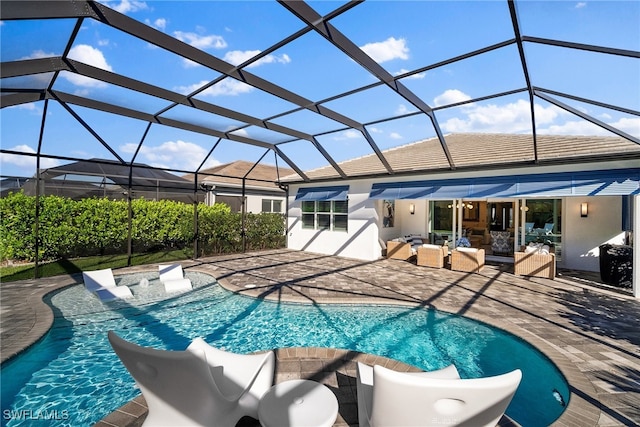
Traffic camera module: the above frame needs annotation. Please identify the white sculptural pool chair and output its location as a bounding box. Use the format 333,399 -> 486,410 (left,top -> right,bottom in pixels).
356,362 -> 522,427
158,263 -> 192,292
108,331 -> 275,427
82,268 -> 133,301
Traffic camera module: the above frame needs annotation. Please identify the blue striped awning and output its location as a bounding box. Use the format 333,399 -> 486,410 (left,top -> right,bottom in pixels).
369,168 -> 640,199
295,185 -> 349,201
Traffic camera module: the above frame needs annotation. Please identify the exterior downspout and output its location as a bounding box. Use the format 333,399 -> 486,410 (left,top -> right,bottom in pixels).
279,183 -> 290,249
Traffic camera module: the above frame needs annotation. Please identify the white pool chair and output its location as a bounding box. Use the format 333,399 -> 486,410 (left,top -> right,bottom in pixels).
158,264 -> 192,292
356,362 -> 521,427
108,331 -> 275,427
82,268 -> 132,301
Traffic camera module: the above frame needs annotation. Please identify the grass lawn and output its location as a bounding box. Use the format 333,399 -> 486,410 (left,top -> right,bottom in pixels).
0,249 -> 193,282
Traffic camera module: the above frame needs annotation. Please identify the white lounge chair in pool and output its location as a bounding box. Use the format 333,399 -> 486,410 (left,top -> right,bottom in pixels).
356,362 -> 521,427
82,268 -> 133,301
107,331 -> 275,427
158,263 -> 192,292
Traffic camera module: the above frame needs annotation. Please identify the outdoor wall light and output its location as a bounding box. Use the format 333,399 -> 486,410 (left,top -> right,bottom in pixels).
581,202 -> 588,217
409,203 -> 415,215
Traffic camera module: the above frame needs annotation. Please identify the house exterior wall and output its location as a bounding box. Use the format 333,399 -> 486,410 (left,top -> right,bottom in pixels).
287,180 -> 381,260
286,164 -> 637,296
562,196 -> 626,272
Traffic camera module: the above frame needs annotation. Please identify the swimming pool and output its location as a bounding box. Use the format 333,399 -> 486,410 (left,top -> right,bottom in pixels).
1,271 -> 569,426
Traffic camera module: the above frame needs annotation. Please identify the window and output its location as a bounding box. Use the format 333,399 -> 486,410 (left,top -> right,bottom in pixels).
301,200 -> 348,232
262,199 -> 283,213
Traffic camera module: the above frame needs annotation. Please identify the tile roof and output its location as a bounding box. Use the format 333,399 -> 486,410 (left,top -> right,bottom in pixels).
183,160 -> 295,190
282,133 -> 640,182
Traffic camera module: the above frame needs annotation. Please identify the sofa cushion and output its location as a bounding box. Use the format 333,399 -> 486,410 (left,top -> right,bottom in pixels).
422,244 -> 442,250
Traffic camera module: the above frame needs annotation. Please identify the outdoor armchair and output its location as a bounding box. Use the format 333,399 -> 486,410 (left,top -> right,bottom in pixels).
451,247 -> 485,273
356,362 -> 521,427
386,240 -> 413,260
514,244 -> 556,279
417,244 -> 449,268
108,331 -> 275,427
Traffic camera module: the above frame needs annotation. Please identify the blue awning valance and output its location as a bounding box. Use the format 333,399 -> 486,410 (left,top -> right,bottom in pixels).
295,185 -> 349,201
369,168 -> 640,199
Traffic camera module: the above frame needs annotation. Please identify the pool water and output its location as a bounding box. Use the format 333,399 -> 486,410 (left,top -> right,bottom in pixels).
1,272 -> 569,426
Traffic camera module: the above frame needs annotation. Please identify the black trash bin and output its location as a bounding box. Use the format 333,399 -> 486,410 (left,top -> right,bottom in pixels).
599,244 -> 633,288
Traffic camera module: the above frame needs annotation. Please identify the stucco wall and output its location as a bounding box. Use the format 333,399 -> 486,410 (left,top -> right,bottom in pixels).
561,196 -> 626,272
287,180 -> 381,260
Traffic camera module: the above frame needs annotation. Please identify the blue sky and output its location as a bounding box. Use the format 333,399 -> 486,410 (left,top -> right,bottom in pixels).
1,0 -> 639,178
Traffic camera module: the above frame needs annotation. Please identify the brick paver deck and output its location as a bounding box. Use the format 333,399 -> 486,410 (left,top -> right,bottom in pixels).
1,249 -> 638,426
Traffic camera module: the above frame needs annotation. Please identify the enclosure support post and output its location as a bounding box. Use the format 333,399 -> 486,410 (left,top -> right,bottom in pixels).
127,192 -> 133,266
193,175 -> 199,260
33,100 -> 49,279
242,178 -> 247,253
633,195 -> 639,299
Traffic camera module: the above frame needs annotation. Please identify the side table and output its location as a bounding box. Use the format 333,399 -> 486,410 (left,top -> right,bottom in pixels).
258,379 -> 339,427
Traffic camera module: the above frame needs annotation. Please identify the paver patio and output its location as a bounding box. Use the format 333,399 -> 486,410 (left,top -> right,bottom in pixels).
1,249 -> 638,426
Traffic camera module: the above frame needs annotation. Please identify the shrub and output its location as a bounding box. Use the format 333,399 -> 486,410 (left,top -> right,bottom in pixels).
0,192 -> 285,262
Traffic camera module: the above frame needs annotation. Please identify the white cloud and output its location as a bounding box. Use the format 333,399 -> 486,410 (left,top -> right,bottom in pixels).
173,31 -> 227,50
22,50 -> 55,60
575,2 -> 587,9
360,37 -> 409,63
395,68 -> 425,79
368,127 -> 383,134
332,129 -> 362,141
121,140 -> 220,170
441,99 -> 565,133
154,18 -> 167,30
229,129 -> 250,138
395,104 -> 410,115
610,117 -> 640,136
433,89 -> 472,107
107,0 -> 148,14
538,116 -> 640,137
68,44 -> 112,71
63,45 -> 113,88
0,145 -> 60,171
389,132 -> 403,140
223,50 -> 291,68
174,78 -> 253,97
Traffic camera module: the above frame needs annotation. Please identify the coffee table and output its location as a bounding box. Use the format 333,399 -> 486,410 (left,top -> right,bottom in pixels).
258,379 -> 339,427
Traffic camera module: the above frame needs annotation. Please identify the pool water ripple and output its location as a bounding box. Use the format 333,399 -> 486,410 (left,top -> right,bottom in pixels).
1,272 -> 568,426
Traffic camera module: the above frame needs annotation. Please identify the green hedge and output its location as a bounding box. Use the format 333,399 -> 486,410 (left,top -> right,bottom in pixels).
0,192 -> 285,262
